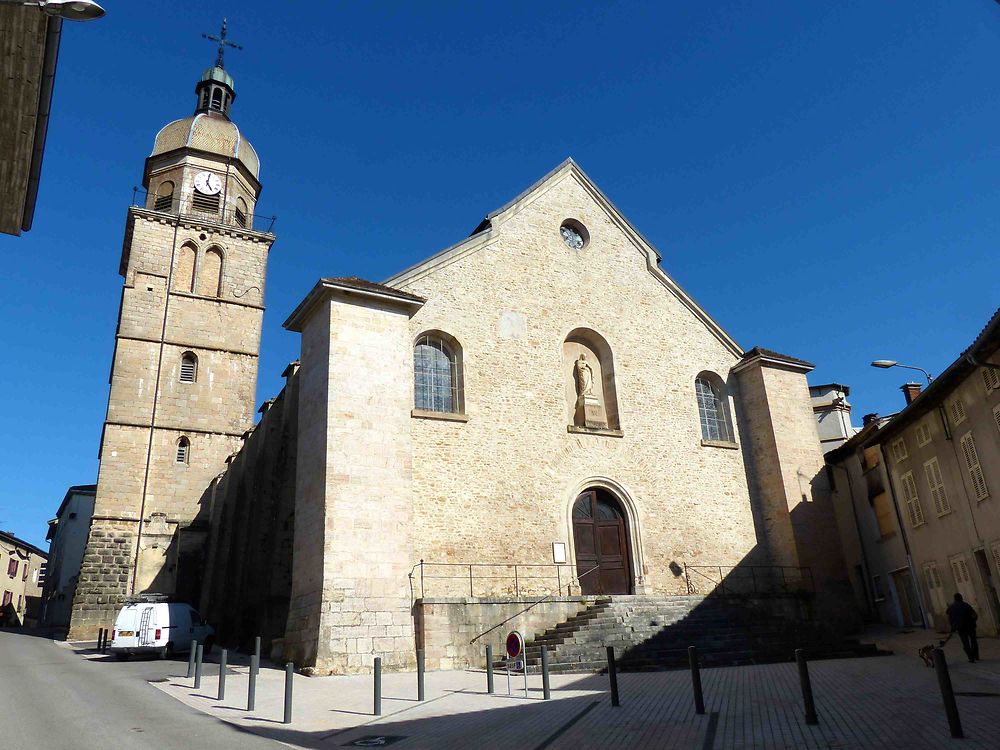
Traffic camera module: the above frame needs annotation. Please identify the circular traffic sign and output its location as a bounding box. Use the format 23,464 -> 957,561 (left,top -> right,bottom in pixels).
505,630 -> 523,659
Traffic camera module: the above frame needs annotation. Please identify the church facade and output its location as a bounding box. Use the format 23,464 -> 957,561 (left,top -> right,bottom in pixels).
68,58 -> 855,673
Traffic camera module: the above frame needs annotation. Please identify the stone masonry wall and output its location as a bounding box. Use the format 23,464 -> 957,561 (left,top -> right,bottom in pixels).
416,598 -> 597,671
391,169 -> 762,597
69,205 -> 273,639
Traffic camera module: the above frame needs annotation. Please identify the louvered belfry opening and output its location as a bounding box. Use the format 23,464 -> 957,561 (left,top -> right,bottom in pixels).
180,353 -> 197,383
192,192 -> 221,215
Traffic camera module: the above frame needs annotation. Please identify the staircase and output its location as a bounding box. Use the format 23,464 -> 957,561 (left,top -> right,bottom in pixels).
514,595 -> 883,673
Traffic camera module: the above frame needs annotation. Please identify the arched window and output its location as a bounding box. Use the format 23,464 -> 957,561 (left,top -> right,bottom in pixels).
175,436 -> 191,464
234,197 -> 248,228
695,373 -> 735,443
173,242 -> 197,293
414,333 -> 462,413
197,247 -> 223,297
211,88 -> 223,111
179,352 -> 198,383
153,181 -> 174,212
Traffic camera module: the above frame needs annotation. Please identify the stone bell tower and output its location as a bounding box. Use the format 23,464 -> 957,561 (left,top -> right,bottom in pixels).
68,32 -> 276,638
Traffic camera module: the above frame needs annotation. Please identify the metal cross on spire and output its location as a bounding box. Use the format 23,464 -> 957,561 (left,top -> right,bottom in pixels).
202,18 -> 242,69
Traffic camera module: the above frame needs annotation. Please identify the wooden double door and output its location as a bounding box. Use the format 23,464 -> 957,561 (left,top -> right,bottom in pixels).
572,489 -> 632,595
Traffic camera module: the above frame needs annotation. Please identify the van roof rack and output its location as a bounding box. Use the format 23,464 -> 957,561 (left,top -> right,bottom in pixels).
124,593 -> 172,604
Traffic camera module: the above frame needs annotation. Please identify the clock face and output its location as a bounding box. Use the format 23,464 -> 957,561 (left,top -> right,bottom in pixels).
193,171 -> 222,195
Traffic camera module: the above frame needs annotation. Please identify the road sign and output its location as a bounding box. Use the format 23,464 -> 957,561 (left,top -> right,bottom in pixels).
505,630 -> 523,659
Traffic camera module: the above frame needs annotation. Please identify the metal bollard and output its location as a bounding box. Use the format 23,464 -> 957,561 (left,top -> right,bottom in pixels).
795,649 -> 818,725
606,646 -> 620,707
218,649 -> 227,701
486,645 -> 495,694
374,657 -> 382,716
194,644 -> 204,689
247,654 -> 258,711
933,648 -> 964,738
417,649 -> 425,701
254,635 -> 261,661
689,646 -> 705,715
283,662 -> 294,724
96,628 -> 103,653
101,628 -> 108,653
541,647 -> 551,700
187,640 -> 197,678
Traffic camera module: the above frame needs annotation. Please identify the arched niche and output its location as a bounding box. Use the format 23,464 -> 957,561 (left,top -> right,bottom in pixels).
563,328 -> 620,430
173,242 -> 197,293
197,246 -> 224,298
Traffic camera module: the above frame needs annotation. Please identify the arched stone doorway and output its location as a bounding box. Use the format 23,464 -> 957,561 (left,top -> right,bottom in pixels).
572,488 -> 633,595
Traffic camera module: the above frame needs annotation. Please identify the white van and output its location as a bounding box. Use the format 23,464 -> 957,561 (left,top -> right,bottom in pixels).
110,598 -> 214,659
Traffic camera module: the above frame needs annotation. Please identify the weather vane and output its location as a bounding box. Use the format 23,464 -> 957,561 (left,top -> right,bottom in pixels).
202,18 -> 242,69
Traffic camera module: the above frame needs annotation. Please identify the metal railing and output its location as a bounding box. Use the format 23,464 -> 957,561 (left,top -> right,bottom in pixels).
684,564 -> 814,596
131,188 -> 277,233
468,564 -> 600,645
409,560 -> 590,602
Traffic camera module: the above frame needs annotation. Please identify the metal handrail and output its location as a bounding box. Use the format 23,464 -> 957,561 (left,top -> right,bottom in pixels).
684,564 -> 814,596
468,564 -> 601,645
408,560 -> 585,601
130,187 -> 277,233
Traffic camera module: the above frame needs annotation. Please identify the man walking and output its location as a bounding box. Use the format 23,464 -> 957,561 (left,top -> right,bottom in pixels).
946,593 -> 979,663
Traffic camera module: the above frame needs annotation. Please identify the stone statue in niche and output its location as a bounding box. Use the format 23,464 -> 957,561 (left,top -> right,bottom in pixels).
574,354 -> 607,429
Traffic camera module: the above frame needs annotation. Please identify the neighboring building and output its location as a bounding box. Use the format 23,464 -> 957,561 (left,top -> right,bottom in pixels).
42,484 -> 96,629
0,530 -> 47,627
866,310 -> 1000,635
810,383 -> 858,453
825,413 -> 921,629
66,55 -> 276,639
0,7 -> 62,235
69,50 -> 859,669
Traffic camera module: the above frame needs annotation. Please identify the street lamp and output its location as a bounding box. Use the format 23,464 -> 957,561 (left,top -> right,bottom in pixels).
870,360 -> 933,384
0,0 -> 105,20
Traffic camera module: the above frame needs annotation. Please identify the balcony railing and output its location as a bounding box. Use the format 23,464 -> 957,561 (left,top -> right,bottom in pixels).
684,564 -> 814,596
408,560 -> 584,602
131,188 -> 276,233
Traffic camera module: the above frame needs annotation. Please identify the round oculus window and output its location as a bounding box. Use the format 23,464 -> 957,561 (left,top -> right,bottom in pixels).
560,221 -> 588,250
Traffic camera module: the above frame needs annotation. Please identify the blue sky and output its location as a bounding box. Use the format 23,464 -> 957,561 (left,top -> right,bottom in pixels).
2,1 -> 998,548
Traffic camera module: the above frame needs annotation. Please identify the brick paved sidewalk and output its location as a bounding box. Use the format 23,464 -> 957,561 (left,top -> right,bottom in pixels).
76,628 -> 1000,749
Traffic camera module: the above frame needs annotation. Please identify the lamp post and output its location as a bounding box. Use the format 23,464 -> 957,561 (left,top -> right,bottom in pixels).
0,0 -> 105,20
870,360 -> 933,384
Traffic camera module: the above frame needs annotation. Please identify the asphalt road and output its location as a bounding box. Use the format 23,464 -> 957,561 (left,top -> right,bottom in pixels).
0,630 -> 280,750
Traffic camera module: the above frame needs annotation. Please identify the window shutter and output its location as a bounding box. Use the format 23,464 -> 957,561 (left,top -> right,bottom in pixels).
916,422 -> 931,447
923,458 -> 950,515
991,544 -> 1000,584
959,433 -> 989,500
993,404 -> 1000,435
901,471 -> 924,526
983,367 -> 1000,393
891,438 -> 908,462
950,398 -> 967,425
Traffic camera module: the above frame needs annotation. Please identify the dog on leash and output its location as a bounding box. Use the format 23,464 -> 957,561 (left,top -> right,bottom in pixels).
919,632 -> 953,667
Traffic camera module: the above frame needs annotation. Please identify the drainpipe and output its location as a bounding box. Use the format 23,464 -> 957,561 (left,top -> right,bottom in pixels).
21,16 -> 63,233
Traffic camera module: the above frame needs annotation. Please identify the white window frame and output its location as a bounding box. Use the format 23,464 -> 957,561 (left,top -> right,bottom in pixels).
983,367 -> 1000,394
949,554 -> 977,608
890,437 -> 908,462
900,471 -> 925,527
915,421 -> 932,447
949,397 -> 967,426
923,457 -> 951,516
959,432 -> 989,501
872,574 -> 885,601
923,561 -> 947,614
